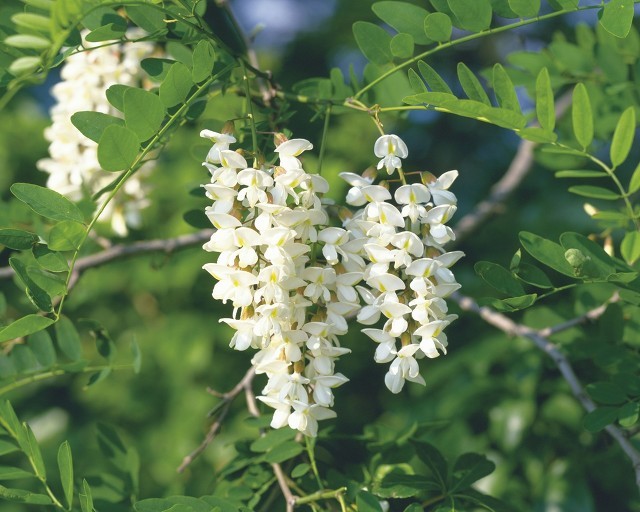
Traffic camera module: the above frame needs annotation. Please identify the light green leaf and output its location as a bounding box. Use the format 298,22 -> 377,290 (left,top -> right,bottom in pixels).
28,330 -> 56,368
516,127 -> 557,143
407,69 -> 427,93
4,34 -> 50,50
519,232 -> 575,277
447,0 -> 492,32
554,170 -> 607,178
599,0 -> 634,38
492,63 -> 520,113
560,232 -> 618,278
97,125 -> 140,172
106,84 -> 137,112
583,406 -> 619,432
390,33 -> 414,59
141,58 -> 177,82
508,0 -> 540,18
0,466 -> 34,480
32,245 -> 69,272
0,401 -> 28,449
0,229 -> 38,251
57,441 -> 73,508
124,88 -> 166,142
457,62 -> 490,105
9,258 -> 52,312
0,485 -> 52,505
572,83 -> 593,148
424,12 -> 452,42
610,106 -> 636,168
516,263 -> 554,289
159,62 -> 195,108
263,440 -> 303,463
621,231 -> 640,265
11,345 -> 37,373
191,40 -> 216,83
475,261 -> 525,296
131,338 -> 142,374
22,0 -> 54,9
55,316 -> 83,362
568,185 -> 620,200
372,1 -> 432,45
353,21 -> 393,66
480,294 -> 537,312
85,22 -> 127,43
618,402 -> 639,428
535,67 -> 554,131
0,440 -> 18,457
250,427 -> 296,452
126,5 -> 167,34
11,13 -> 51,32
548,0 -> 579,9
25,425 -> 46,479
79,479 -> 93,512
71,111 -> 124,144
8,57 -> 41,76
48,220 -> 85,251
291,463 -> 310,478
10,183 -> 84,223
418,61 -> 452,94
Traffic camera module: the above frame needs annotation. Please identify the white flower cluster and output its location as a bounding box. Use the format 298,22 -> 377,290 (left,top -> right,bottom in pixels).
37,32 -> 156,236
200,130 -> 356,437
201,131 -> 462,435
340,134 -> 463,394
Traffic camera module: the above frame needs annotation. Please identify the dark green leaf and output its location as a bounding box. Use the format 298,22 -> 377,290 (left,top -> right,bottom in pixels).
458,488 -> 513,512
403,505 -> 423,512
583,406 -> 619,432
0,229 -> 38,251
507,0 -> 540,18
479,294 -> 537,312
424,12 -> 452,42
10,183 -> 84,223
516,127 -> 557,143
411,441 -> 447,489
610,106 -> 636,168
618,402 -> 639,428
159,62 -> 195,108
0,485 -> 52,505
191,40 -> 216,83
85,22 -> 127,43
599,0 -> 634,38
376,472 -> 439,498
291,463 -> 310,478
106,84 -> 137,112
9,258 -> 52,312
10,345 -> 37,373
57,441 -> 73,508
86,368 -> 112,388
141,58 -> 175,81
621,231 -> 640,266
492,63 -> 520,113
475,261 -> 525,296
0,466 -> 34,480
126,5 -> 167,33
451,453 -> 495,491
519,231 -> 577,277
0,440 -> 18,457
353,21 -> 393,66
250,428 -> 297,452
27,330 -> 56,368
516,263 -> 553,288
408,69 -> 427,93
447,0 -> 492,32
572,83 -> 593,148
586,382 -> 627,405
457,62 -> 490,105
124,88 -> 166,142
372,1 -> 431,45
418,61 -> 452,94
48,221 -> 85,251
55,316 -> 83,361
71,111 -> 124,144
535,67 -> 554,131
32,245 -> 69,272
97,125 -> 140,172
390,33 -> 414,59
356,490 -> 383,512
263,441 -> 303,463
568,185 -> 620,200
25,425 -> 45,479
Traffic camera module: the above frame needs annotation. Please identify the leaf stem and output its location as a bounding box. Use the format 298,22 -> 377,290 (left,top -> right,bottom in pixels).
241,61 -> 260,167
305,436 -> 324,490
295,487 -> 347,507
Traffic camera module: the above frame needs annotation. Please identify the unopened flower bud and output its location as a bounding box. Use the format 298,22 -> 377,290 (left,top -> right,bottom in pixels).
222,120 -> 235,135
273,132 -> 288,147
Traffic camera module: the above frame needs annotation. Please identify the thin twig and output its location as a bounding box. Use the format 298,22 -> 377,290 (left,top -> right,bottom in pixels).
453,92 -> 573,245
177,366 -> 255,473
453,292 -> 640,491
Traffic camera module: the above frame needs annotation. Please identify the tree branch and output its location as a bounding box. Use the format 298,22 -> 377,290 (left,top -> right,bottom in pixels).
452,292 -> 640,491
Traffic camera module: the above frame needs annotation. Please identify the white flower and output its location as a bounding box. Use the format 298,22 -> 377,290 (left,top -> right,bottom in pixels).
200,130 -> 237,164
384,344 -> 425,394
374,134 -> 408,175
288,401 -> 337,437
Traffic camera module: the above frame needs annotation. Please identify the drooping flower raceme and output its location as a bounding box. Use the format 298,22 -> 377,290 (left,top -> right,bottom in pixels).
341,134 -> 463,394
37,31 -> 156,236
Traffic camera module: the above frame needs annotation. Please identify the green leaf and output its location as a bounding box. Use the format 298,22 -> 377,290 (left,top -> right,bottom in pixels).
28,330 -> 56,368
516,263 -> 553,288
411,441 -> 447,489
141,58 -> 176,81
32,245 -> 69,272
457,62 -> 490,105
516,127 -> 557,143
376,472 -> 437,498
599,0 -> 634,38
621,231 -> 640,265
0,466 -> 34,480
131,338 -> 142,374
97,125 -> 140,172
55,316 -> 83,361
519,232 -> 575,277
418,61 -> 452,94
159,62 -> 195,108
0,229 -> 38,251
71,111 -> 124,144
25,425 -> 46,479
424,12 -> 452,42
9,258 -> 52,312
492,63 -> 520,113
85,22 -> 127,42
124,88 -> 166,142
554,170 -> 608,178
403,505 -> 423,512
559,232 -> 617,278
48,220 -> 85,251
263,441 -> 303,463
447,0 -> 492,32
451,453 -> 495,491
11,13 -> 51,32
568,185 -> 620,200
390,33 -> 414,59
8,57 -> 41,76
618,402 -> 639,428
372,2 -> 431,45
191,40 -> 216,83
583,406 -> 619,432
508,0 -> 540,18
0,401 -> 29,450
126,5 -> 167,33
291,463 -> 310,478
610,106 -> 636,168
250,428 -> 296,452
57,441 -> 73,508
10,183 -> 84,223
475,261 -> 525,296
629,162 -> 640,194
480,294 -> 537,312
353,21 -> 393,66
572,83 -> 593,148
11,346 -> 37,373
79,479 -> 93,512
106,84 -> 137,112
0,440 -> 18,457
535,67 -> 555,131
0,485 -> 52,505
408,69 -> 427,93
356,490 -> 383,512
4,34 -> 50,50
587,382 -> 627,405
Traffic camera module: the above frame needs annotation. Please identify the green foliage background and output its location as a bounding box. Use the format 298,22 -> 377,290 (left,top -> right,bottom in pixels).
0,0 -> 639,510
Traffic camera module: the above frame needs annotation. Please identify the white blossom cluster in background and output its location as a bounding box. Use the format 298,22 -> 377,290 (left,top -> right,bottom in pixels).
37,32 -> 156,236
200,131 -> 462,436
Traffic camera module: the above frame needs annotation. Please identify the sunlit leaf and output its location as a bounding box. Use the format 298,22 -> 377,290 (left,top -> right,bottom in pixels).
424,12 -> 452,42
535,67 -> 554,131
159,62 -> 195,108
610,106 -> 636,168
97,125 -> 140,172
10,184 -> 84,223
71,111 -> 124,144
572,83 -> 593,148
57,441 -> 73,508
447,0 -> 492,32
621,231 -> 640,265
599,0 -> 634,38
0,229 -> 38,251
124,88 -> 166,142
